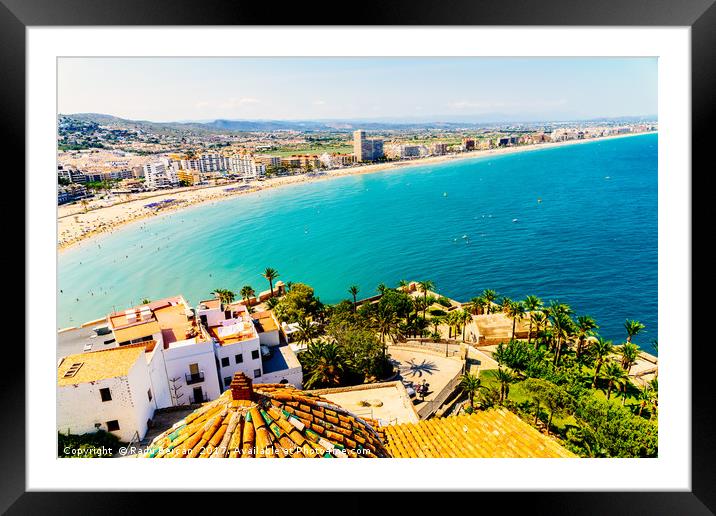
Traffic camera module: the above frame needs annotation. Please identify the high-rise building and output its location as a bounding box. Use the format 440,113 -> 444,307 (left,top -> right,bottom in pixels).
143,159 -> 179,189
353,129 -> 384,162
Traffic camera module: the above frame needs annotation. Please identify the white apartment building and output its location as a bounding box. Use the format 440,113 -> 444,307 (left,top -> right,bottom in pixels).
384,144 -> 428,159
229,155 -> 266,181
143,159 -> 179,188
198,153 -> 230,173
58,295 -> 302,442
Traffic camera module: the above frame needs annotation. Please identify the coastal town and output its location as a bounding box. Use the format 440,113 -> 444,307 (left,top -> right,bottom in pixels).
56,56 -> 659,462
58,275 -> 658,459
57,115 -> 657,250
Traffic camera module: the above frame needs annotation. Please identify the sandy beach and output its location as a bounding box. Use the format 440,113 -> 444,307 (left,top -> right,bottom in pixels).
57,131 -> 653,252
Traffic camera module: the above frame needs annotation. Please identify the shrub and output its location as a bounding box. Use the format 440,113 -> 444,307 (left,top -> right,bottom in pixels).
58,430 -> 124,458
437,296 -> 452,308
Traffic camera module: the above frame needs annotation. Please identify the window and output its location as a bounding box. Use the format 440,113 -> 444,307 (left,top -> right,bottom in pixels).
99,388 -> 112,402
253,369 -> 262,378
251,350 -> 260,360
147,389 -> 153,402
235,353 -> 243,364
221,357 -> 230,367
106,420 -> 120,432
224,377 -> 232,387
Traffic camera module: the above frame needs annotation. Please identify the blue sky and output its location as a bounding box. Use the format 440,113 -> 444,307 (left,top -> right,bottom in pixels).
58,57 -> 657,122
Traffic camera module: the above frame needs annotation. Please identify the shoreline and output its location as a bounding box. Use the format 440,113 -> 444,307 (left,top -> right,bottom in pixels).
57,131 -> 655,253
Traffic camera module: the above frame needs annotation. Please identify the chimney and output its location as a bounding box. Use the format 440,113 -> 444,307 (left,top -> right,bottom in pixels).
230,372 -> 254,401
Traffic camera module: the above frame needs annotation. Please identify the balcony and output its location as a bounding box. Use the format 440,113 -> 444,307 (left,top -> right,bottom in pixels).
191,393 -> 209,404
185,371 -> 205,385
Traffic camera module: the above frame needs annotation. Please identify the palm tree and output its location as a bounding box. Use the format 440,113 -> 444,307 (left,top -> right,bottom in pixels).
240,285 -> 255,306
468,296 -> 487,316
619,342 -> 640,373
348,285 -> 360,312
430,315 -> 444,335
262,267 -> 279,297
212,288 -> 236,308
624,319 -> 646,344
418,280 -> 435,314
376,283 -> 389,296
603,361 -> 628,400
397,279 -> 409,291
504,300 -> 526,341
372,305 -> 399,349
530,311 -> 547,349
302,340 -> 347,388
551,312 -> 574,366
457,309 -> 472,341
547,300 -> 573,316
590,337 -> 614,388
295,316 -> 319,347
649,378 -> 659,420
637,384 -> 655,417
459,373 -> 482,411
575,315 -> 598,360
500,297 -> 513,314
522,295 -> 542,345
482,289 -> 498,314
494,367 -> 516,404
446,310 -> 462,340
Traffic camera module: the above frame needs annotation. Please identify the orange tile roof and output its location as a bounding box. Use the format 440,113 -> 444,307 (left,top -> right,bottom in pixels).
144,373 -> 575,459
57,344 -> 146,386
252,310 -> 279,333
383,409 -> 576,458
144,373 -> 390,459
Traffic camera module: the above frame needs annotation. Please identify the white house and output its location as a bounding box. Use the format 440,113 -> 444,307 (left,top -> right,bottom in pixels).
57,344 -> 155,443
195,299 -> 264,391
57,295 -> 302,441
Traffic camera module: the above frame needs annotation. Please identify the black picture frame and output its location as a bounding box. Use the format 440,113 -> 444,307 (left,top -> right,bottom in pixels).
8,0 -> 710,514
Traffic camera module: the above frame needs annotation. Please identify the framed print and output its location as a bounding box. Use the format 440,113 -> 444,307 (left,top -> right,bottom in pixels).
10,0 -> 711,513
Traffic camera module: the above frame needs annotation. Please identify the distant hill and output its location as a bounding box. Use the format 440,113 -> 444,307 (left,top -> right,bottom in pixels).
60,113 -> 658,135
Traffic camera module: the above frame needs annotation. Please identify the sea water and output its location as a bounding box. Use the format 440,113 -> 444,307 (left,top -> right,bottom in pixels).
58,133 -> 658,352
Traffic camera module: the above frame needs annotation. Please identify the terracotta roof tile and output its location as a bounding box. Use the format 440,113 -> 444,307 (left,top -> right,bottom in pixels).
383,409 -> 576,458
145,373 -> 574,459
145,372 -> 391,459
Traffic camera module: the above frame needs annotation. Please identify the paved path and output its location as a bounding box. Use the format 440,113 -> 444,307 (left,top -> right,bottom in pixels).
387,347 -> 464,409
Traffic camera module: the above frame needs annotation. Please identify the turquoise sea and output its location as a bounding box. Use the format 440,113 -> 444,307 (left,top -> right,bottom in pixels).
58,133 -> 658,353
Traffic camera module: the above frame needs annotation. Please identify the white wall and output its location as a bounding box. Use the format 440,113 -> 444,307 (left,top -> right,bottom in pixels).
258,329 -> 280,347
145,344 -> 172,409
57,355 -> 155,443
163,339 -> 222,405
214,337 -> 263,390
260,366 -> 303,389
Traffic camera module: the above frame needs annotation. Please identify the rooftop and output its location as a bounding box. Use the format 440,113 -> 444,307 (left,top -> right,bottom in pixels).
383,408 -> 576,458
56,325 -> 117,361
197,298 -> 221,310
144,373 -> 390,458
312,382 -> 420,425
208,319 -> 257,346
57,344 -> 146,386
252,310 -> 279,333
152,299 -> 205,348
143,373 -> 575,459
262,343 -> 301,374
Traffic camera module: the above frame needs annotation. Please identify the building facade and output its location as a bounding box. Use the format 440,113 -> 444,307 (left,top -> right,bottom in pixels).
353,130 -> 384,162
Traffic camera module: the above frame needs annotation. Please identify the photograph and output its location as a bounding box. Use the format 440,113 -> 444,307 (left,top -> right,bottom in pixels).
55,56 -> 659,460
